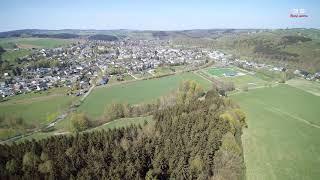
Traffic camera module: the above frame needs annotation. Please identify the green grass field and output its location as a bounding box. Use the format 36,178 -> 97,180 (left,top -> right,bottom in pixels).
2,49 -> 32,62
206,67 -> 239,77
154,66 -> 175,76
133,72 -> 153,79
15,116 -> 153,143
0,88 -> 77,125
0,88 -> 78,140
287,78 -> 320,96
88,116 -> 153,132
0,96 -> 73,124
79,72 -> 212,118
0,38 -> 73,49
232,84 -> 320,180
220,74 -> 268,89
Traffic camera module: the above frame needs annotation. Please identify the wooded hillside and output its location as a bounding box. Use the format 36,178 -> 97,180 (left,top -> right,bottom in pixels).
0,81 -> 246,179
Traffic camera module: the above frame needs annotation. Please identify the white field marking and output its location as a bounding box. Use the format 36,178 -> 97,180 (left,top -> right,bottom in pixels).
88,118 -> 125,131
229,84 -> 279,96
130,73 -> 138,80
54,132 -> 70,136
287,80 -> 320,96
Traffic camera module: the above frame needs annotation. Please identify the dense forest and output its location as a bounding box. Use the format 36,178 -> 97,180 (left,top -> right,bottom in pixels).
31,33 -> 80,39
88,34 -> 119,41
0,81 -> 246,179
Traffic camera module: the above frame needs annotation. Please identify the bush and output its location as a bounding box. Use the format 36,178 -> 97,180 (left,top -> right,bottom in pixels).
242,85 -> 249,92
70,113 -> 90,132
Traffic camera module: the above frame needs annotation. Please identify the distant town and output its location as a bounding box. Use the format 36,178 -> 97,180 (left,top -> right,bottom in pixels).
1,38 -> 319,98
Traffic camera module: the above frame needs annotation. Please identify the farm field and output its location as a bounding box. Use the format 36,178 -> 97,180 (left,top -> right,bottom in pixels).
0,96 -> 74,124
79,72 -> 212,118
287,78 -> 320,96
232,84 -> 320,180
0,88 -> 78,140
0,37 -> 73,49
1,49 -> 32,62
0,93 -> 76,140
0,88 -> 77,125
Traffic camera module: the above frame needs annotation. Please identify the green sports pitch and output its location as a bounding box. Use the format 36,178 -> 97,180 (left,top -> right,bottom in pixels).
206,67 -> 242,77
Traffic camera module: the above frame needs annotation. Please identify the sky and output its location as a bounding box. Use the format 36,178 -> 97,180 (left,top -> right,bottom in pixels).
0,0 -> 319,31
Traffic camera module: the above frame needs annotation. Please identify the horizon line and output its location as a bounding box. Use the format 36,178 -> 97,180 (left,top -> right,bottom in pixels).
1,27 -> 319,33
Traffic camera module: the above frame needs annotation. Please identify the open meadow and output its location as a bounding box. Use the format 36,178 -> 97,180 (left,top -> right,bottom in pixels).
1,49 -> 31,62
0,88 -> 78,140
287,78 -> 320,96
79,72 -> 212,118
232,84 -> 320,180
87,116 -> 153,132
0,37 -> 74,49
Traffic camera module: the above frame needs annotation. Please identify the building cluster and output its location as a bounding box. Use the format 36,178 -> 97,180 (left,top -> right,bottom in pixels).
1,39 -> 209,97
209,51 -> 320,81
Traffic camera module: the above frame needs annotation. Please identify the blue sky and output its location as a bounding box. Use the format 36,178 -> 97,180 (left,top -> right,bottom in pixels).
1,0 -> 319,31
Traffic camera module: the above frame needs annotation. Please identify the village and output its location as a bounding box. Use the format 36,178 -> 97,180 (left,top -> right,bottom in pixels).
0,39 -> 210,97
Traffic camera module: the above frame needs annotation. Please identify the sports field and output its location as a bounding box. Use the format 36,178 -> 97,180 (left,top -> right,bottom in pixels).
206,67 -> 240,77
220,74 -> 268,89
232,84 -> 320,180
79,72 -> 212,117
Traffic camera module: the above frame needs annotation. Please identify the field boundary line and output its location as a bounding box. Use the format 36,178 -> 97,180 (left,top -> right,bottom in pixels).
252,98 -> 320,129
254,98 -> 320,129
266,106 -> 320,129
194,71 -> 213,83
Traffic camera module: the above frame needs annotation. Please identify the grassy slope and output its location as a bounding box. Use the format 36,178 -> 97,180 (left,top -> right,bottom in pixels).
0,88 -> 77,125
287,78 -> 320,96
232,84 -> 320,180
0,96 -> 73,124
79,72 -> 212,118
88,116 -> 153,132
16,116 -> 153,143
2,49 -> 31,62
